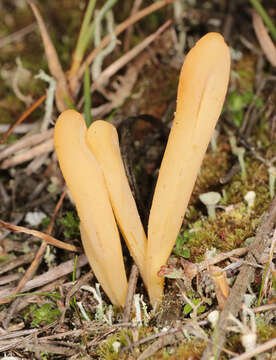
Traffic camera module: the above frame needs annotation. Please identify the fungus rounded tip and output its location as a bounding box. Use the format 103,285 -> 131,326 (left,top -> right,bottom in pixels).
199,192 -> 221,219
244,191 -> 256,209
268,166 -> 276,176
199,192 -> 221,206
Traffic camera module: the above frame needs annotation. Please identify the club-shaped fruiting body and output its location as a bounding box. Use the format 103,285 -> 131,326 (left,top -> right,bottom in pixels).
211,128 -> 219,152
86,120 -> 147,286
244,191 -> 256,209
230,136 -> 247,180
54,32 -> 230,308
268,166 -> 276,199
235,147 -> 246,180
147,32 -> 230,306
199,192 -> 221,219
54,110 -> 127,306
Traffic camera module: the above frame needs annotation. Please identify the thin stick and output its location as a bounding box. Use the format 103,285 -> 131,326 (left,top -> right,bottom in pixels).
231,337 -> 276,360
122,264 -> 139,323
253,303 -> 276,312
1,138 -> 54,169
0,220 -> 79,252
0,94 -> 46,144
258,227 -> 276,304
196,248 -> 248,273
0,129 -> 53,162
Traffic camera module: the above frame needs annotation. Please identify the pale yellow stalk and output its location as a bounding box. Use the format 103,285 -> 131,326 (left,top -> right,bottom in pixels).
54,110 -> 127,306
86,120 -> 147,285
147,33 -> 231,306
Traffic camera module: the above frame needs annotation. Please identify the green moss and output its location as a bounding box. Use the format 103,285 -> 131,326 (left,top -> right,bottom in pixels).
150,339 -> 206,360
257,322 -> 276,342
24,303 -> 61,327
96,329 -> 133,360
226,158 -> 270,210
225,333 -> 243,355
58,211 -> 80,239
192,140 -> 230,201
185,202 -> 257,261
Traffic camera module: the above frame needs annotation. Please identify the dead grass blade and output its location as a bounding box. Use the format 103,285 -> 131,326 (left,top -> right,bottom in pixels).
0,94 -> 46,144
0,129 -> 53,162
252,10 -> 276,67
73,0 -> 176,91
0,138 -> 54,169
91,20 -> 171,91
27,0 -> 71,111
0,220 -> 81,253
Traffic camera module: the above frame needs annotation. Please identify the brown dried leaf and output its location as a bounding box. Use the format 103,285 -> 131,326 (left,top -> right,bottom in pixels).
209,265 -> 230,310
252,10 -> 276,67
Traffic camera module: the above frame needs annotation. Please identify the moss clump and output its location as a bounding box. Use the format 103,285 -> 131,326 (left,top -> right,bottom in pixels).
192,139 -> 231,200
58,211 -> 80,239
226,160 -> 270,211
257,319 -> 276,342
225,333 -> 243,355
184,202 -> 259,261
23,303 -> 61,327
150,339 -> 206,360
96,329 -> 134,360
